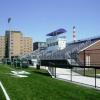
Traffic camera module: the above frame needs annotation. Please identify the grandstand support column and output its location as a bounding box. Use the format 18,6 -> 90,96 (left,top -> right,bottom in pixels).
83,50 -> 86,76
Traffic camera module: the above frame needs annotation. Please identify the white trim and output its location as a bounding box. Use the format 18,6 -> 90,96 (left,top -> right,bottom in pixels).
79,40 -> 100,52
86,55 -> 90,66
0,81 -> 10,100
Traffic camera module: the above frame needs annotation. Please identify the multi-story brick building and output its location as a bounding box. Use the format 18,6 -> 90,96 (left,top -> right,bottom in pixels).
22,37 -> 33,55
0,30 -> 32,60
0,36 -> 5,60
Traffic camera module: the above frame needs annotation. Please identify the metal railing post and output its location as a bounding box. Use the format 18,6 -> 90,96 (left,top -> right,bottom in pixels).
94,68 -> 96,88
55,66 -> 56,78
71,67 -> 72,82
83,50 -> 85,76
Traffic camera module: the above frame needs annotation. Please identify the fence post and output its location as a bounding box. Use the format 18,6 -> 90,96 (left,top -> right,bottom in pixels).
94,68 -> 96,88
83,50 -> 86,76
55,66 -> 56,78
70,67 -> 72,82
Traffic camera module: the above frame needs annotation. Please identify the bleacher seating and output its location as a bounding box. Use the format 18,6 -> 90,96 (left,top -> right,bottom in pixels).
20,37 -> 100,66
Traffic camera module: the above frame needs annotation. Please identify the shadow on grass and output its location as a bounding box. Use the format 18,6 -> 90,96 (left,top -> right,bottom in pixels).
34,70 -> 51,77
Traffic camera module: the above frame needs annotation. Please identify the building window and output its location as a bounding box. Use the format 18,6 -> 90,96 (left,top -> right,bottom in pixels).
11,52 -> 13,54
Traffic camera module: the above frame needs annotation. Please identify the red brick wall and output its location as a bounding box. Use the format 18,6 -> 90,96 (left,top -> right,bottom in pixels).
79,40 -> 100,66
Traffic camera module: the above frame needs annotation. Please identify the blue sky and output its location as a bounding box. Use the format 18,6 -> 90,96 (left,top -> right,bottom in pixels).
0,0 -> 100,42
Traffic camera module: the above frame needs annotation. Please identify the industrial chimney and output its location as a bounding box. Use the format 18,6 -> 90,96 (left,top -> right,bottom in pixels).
73,26 -> 76,42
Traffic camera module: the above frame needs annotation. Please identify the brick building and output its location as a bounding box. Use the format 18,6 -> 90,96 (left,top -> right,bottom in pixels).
0,30 -> 32,60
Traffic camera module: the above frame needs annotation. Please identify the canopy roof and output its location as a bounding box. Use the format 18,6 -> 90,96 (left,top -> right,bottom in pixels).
46,28 -> 66,36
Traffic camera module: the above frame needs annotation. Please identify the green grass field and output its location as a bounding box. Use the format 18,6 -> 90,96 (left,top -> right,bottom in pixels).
0,64 -> 100,100
0,87 -> 6,100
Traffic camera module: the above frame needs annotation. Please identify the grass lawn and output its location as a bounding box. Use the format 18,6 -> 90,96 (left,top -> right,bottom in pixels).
74,68 -> 100,77
0,64 -> 100,100
0,86 -> 6,100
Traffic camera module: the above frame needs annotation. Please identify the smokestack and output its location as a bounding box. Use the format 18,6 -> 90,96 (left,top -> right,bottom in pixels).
73,26 -> 76,42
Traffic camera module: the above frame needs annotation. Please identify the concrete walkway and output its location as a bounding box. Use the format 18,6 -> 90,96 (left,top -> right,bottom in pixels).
49,68 -> 100,88
30,66 -> 100,88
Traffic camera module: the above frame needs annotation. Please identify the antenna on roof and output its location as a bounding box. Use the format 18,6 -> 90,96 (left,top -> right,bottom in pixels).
73,26 -> 76,42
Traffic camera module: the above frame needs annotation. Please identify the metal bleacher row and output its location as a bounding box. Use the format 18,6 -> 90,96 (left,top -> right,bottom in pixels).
21,37 -> 100,66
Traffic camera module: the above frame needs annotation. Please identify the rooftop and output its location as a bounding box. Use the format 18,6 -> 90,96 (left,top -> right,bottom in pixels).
46,28 -> 66,36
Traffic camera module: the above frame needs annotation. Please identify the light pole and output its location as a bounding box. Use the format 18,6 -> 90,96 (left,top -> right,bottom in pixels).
8,18 -> 11,60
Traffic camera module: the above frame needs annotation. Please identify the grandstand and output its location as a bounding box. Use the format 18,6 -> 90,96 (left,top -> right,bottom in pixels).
20,29 -> 100,66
